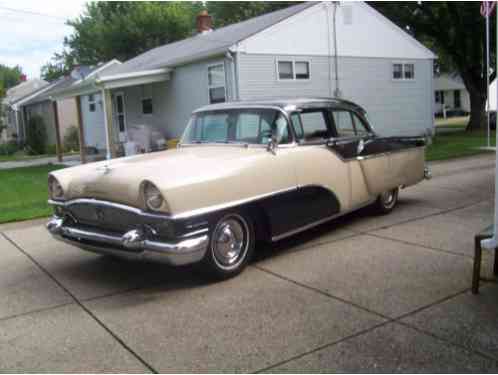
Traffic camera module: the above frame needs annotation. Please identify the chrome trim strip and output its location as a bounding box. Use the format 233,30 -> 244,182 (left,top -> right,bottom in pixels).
271,199 -> 376,242
48,198 -> 171,220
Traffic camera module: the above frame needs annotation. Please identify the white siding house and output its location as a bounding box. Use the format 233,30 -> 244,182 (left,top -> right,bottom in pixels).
433,73 -> 470,116
51,1 -> 436,160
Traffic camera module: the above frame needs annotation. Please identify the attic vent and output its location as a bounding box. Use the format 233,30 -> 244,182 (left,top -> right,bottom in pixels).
342,5 -> 353,25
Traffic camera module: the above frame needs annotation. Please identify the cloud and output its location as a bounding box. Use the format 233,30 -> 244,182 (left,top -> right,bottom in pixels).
0,0 -> 86,79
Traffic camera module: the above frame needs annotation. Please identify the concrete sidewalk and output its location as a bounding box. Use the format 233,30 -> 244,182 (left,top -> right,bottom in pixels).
0,154 -> 497,372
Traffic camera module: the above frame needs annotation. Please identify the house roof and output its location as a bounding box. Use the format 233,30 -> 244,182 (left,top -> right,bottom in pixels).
103,2 -> 318,77
47,60 -> 122,99
434,73 -> 466,91
4,79 -> 49,106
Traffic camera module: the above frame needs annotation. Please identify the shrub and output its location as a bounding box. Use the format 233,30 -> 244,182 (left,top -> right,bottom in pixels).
0,140 -> 19,155
63,126 -> 80,152
45,144 -> 58,155
26,115 -> 47,155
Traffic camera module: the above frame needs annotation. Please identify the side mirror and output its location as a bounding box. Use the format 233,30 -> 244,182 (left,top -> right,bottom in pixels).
266,135 -> 277,155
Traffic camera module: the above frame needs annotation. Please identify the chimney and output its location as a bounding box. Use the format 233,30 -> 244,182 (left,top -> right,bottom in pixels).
196,10 -> 212,34
20,74 -> 27,82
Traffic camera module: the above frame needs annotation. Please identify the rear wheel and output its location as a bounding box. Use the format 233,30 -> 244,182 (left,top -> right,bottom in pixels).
374,188 -> 399,214
201,212 -> 255,280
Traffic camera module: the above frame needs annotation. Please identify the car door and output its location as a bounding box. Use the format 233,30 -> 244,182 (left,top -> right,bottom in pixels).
290,108 -> 352,223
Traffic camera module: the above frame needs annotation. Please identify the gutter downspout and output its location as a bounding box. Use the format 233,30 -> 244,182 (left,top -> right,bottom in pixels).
332,2 -> 341,98
228,44 -> 241,101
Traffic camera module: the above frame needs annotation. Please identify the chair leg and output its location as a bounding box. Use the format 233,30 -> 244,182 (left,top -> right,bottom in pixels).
472,237 -> 482,294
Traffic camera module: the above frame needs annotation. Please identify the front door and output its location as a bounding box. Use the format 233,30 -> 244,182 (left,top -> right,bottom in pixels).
113,92 -> 127,142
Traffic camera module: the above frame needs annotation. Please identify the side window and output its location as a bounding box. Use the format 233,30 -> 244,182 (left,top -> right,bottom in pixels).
351,112 -> 370,136
236,113 -> 259,140
290,113 -> 304,139
298,110 -> 330,141
332,110 -> 355,137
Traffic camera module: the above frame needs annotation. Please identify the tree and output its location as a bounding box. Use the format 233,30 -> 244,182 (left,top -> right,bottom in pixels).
371,2 -> 493,131
0,64 -> 22,90
206,2 -> 300,28
45,1 -> 203,72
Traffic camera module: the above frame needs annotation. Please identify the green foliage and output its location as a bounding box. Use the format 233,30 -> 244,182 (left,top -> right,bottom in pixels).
370,2 -> 491,130
0,140 -> 19,156
63,125 -> 80,152
207,2 -> 300,28
0,64 -> 23,90
46,1 -> 203,72
26,115 -> 47,155
41,58 -> 71,82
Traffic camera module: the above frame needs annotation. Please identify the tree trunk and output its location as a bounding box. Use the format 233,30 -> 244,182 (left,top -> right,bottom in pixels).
466,87 -> 486,131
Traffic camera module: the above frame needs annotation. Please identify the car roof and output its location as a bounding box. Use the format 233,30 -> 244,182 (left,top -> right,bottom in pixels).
194,97 -> 366,114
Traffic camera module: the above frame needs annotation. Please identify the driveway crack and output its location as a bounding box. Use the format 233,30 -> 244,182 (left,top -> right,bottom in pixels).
1,232 -> 158,374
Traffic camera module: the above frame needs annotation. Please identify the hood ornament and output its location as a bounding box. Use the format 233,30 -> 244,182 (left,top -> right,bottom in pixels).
97,164 -> 111,175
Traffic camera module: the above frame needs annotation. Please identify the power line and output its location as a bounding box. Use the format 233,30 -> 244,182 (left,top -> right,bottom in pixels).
0,5 -> 67,22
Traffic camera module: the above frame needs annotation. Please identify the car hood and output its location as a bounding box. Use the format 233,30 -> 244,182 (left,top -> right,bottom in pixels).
51,146 -> 286,214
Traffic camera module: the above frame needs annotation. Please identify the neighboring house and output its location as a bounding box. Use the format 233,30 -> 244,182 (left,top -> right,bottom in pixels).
20,67 -> 101,151
53,1 -> 436,160
2,78 -> 49,143
433,73 -> 470,116
50,60 -> 122,157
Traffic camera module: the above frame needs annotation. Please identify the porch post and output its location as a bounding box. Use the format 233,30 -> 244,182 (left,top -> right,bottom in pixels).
75,96 -> 87,164
52,100 -> 63,162
101,88 -> 115,159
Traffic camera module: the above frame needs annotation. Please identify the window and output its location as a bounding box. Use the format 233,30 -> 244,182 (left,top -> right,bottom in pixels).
88,94 -> 96,112
182,109 -> 291,145
295,110 -> 330,141
454,90 -> 461,108
435,90 -> 445,104
404,63 -> 415,79
295,61 -> 310,79
208,64 -> 226,104
142,98 -> 153,114
278,60 -> 310,80
278,61 -> 293,80
351,112 -> 370,136
332,110 -> 355,137
393,63 -> 415,80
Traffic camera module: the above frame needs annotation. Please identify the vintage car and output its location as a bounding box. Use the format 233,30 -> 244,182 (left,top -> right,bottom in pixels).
46,98 -> 431,278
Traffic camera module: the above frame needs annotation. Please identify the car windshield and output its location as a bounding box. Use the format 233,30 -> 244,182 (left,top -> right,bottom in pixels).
180,108 -> 290,145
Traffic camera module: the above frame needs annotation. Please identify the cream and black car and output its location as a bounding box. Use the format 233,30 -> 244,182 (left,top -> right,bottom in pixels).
47,98 -> 431,278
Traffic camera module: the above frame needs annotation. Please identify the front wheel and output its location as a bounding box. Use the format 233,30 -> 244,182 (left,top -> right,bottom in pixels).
374,188 -> 399,215
200,212 -> 255,280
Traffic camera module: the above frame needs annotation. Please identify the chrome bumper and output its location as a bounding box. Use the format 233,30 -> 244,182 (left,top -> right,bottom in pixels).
46,216 -> 209,266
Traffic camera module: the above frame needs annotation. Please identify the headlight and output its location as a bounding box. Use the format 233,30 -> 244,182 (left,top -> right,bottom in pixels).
143,181 -> 164,211
48,176 -> 64,200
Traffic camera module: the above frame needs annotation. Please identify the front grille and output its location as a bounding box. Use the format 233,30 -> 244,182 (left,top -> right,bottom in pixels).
67,202 -> 139,233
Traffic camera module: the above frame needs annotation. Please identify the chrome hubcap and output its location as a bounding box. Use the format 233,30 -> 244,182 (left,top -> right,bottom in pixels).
213,217 -> 247,268
381,190 -> 396,207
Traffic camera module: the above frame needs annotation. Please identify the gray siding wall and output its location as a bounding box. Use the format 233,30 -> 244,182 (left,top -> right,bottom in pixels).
238,53 -> 434,136
115,55 -> 232,141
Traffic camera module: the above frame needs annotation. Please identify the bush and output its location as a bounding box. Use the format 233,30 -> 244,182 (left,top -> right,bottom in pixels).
45,144 -> 58,155
25,115 -> 47,155
0,140 -> 19,155
63,126 -> 80,152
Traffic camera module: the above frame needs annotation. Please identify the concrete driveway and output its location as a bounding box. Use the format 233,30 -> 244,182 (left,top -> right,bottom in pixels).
1,154 -> 498,372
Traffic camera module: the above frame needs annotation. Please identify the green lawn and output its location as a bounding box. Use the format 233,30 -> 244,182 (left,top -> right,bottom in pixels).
426,129 -> 495,161
0,151 -> 78,162
0,165 -> 66,224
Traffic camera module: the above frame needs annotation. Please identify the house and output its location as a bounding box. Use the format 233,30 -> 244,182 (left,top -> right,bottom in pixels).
19,63 -> 121,159
2,77 -> 49,143
434,73 -> 470,117
52,1 -> 436,161
49,60 -> 122,160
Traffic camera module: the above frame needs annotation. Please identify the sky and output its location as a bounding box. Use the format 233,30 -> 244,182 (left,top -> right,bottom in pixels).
0,0 -> 87,79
